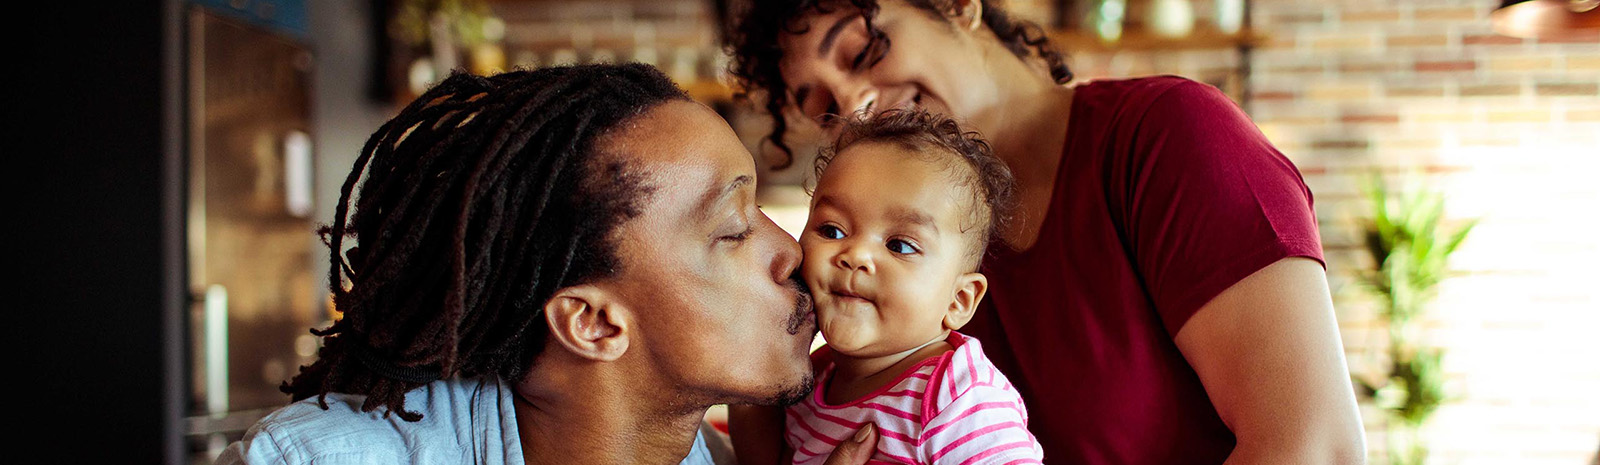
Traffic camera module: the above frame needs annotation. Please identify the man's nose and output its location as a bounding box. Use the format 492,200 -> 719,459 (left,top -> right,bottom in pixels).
834,241 -> 876,274
768,217 -> 803,284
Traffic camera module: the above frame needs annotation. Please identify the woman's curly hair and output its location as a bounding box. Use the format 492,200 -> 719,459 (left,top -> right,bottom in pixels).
727,0 -> 1072,170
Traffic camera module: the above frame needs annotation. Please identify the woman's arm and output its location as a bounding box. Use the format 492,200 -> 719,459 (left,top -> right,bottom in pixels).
1174,257 -> 1367,465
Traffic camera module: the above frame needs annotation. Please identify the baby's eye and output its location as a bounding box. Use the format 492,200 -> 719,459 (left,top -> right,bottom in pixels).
817,224 -> 845,240
886,239 -> 918,254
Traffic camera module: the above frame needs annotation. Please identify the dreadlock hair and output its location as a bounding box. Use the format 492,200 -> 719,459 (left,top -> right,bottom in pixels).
281,63 -> 690,422
727,0 -> 1072,170
809,109 -> 1017,270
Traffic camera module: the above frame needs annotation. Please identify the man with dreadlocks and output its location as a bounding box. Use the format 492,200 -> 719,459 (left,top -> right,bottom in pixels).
220,64 -> 879,464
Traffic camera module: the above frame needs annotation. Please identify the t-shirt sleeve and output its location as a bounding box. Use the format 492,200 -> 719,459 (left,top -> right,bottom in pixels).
1110,79 -> 1324,335
916,345 -> 1044,464
916,383 -> 1044,464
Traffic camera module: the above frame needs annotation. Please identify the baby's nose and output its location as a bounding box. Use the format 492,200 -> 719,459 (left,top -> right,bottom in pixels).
834,244 -> 875,273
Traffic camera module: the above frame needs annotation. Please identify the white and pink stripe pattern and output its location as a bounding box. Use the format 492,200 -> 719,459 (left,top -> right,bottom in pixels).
784,332 -> 1044,465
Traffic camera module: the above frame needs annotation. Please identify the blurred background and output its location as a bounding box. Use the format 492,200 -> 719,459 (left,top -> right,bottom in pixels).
15,0 -> 1598,463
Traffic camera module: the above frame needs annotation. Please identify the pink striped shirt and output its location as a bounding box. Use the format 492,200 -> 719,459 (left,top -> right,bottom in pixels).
784,332 -> 1044,465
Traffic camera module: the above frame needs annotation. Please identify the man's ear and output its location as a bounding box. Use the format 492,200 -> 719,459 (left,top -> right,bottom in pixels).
542,285 -> 630,362
945,272 -> 988,330
951,0 -> 984,32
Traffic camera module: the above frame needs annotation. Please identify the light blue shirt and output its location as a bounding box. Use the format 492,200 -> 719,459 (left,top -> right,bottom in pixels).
218,376 -> 714,464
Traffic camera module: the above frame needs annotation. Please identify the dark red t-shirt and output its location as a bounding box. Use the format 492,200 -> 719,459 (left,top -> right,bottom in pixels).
965,76 -> 1324,464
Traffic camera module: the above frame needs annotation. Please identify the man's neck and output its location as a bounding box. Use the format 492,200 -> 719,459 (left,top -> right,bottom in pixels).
514,362 -> 705,465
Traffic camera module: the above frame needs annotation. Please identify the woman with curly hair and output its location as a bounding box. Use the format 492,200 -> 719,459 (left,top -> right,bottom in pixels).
725,1 -> 1366,463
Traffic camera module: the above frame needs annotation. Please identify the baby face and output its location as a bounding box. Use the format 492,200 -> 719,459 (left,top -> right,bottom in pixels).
800,141 -> 983,358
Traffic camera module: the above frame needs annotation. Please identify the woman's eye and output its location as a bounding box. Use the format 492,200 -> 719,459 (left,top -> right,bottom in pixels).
886,239 -> 918,254
818,224 -> 845,239
851,33 -> 888,71
850,47 -> 871,70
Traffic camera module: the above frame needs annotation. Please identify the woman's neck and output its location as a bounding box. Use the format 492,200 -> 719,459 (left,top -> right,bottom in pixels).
827,331 -> 954,403
983,88 -> 1072,172
964,48 -> 1077,250
965,42 -> 1075,184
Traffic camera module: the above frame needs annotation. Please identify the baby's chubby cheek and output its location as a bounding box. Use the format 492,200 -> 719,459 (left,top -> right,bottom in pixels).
799,243 -> 874,353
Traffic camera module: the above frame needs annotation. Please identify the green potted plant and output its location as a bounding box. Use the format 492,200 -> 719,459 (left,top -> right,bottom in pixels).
1355,174 -> 1476,465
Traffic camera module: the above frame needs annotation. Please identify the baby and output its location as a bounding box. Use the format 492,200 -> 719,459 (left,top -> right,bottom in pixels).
735,110 -> 1043,465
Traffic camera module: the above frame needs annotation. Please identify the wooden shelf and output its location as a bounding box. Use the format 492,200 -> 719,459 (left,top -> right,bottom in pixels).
1047,25 -> 1266,52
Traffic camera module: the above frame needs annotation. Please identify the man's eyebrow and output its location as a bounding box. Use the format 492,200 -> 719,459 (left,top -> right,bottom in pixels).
700,174 -> 754,219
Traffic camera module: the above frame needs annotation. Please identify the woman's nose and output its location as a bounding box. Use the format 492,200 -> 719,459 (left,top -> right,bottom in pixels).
837,84 -> 878,119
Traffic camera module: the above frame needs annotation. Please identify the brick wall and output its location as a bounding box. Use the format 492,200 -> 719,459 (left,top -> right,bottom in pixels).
1052,0 -> 1600,463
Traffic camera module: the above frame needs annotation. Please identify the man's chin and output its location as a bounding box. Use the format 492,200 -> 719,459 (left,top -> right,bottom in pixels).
759,373 -> 815,407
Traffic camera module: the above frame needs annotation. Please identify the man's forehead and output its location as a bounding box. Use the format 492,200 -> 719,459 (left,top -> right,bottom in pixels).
597,101 -> 753,222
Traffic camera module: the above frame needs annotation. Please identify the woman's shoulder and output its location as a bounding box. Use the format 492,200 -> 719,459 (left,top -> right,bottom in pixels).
1074,74 -> 1209,100
1071,75 -> 1232,123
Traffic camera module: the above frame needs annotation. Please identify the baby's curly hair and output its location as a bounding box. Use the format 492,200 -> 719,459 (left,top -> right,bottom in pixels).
810,109 -> 1017,269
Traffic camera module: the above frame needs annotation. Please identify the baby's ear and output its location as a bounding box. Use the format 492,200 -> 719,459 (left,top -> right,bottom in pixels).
945,272 -> 988,330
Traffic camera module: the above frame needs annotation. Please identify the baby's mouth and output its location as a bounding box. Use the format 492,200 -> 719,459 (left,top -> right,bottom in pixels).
829,288 -> 872,306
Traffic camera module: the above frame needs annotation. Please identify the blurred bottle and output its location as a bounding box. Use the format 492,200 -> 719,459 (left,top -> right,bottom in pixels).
1216,0 -> 1245,34
1090,0 -> 1127,43
1148,0 -> 1195,37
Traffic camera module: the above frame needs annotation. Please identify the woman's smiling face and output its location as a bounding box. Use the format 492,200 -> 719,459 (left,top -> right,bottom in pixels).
776,1 -> 1003,135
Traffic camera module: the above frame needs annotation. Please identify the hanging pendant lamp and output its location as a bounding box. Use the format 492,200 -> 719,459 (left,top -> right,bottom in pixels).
1491,0 -> 1600,38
